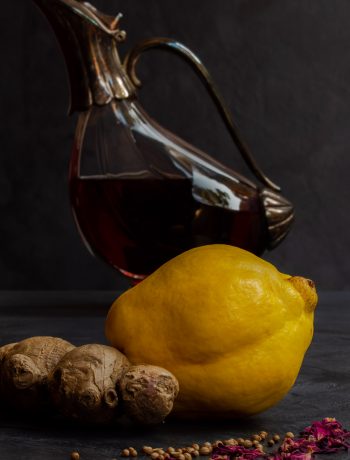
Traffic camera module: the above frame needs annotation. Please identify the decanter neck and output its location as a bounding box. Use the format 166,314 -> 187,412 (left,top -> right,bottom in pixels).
33,0 -> 136,113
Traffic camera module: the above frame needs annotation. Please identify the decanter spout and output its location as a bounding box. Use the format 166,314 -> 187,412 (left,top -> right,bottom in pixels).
261,188 -> 294,249
33,0 -> 135,113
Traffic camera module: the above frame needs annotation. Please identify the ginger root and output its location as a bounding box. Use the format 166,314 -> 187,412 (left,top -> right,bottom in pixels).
48,344 -> 130,424
0,343 -> 17,361
0,337 -> 179,425
0,343 -> 17,396
118,364 -> 179,425
0,337 -> 74,410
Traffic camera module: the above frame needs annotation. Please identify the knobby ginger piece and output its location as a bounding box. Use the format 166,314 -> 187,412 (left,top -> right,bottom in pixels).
48,344 -> 130,424
0,336 -> 74,410
118,364 -> 179,424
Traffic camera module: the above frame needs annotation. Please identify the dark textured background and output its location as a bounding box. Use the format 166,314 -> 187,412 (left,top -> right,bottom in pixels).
1,0 -> 350,290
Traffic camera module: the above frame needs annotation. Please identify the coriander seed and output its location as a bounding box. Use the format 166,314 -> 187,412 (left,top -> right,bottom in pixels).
251,435 -> 261,442
199,446 -> 211,455
224,439 -> 236,446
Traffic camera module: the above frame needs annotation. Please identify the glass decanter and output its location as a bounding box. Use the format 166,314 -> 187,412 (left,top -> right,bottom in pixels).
34,0 -> 294,281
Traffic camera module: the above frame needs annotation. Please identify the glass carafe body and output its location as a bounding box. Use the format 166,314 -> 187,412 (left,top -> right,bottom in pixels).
69,99 -> 268,280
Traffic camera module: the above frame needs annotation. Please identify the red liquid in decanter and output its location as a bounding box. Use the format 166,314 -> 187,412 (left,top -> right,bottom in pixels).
69,174 -> 268,279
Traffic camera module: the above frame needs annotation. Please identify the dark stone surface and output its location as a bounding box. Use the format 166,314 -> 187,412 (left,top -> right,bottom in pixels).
0,291 -> 349,459
1,1 -> 350,290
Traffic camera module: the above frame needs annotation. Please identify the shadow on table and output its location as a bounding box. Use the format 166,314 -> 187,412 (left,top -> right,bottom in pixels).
0,407 -> 268,439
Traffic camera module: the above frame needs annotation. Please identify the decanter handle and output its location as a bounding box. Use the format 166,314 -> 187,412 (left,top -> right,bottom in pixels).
124,38 -> 280,191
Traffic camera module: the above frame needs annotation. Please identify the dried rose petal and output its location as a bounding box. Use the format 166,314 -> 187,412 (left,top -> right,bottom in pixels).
212,445 -> 266,460
302,418 -> 349,441
271,453 -> 312,460
210,418 -> 350,460
277,418 -> 350,458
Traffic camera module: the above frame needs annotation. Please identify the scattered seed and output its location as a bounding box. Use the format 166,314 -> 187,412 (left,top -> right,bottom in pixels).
199,446 -> 211,455
251,434 -> 262,442
119,427 -> 295,460
224,439 -> 237,446
70,453 -> 80,460
324,417 -> 336,422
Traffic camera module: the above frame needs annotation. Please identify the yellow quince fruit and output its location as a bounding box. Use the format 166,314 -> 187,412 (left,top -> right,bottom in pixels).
105,245 -> 317,418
